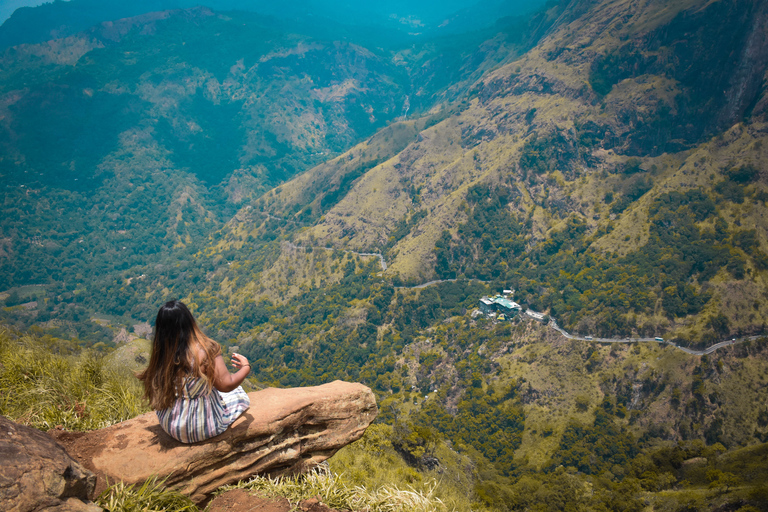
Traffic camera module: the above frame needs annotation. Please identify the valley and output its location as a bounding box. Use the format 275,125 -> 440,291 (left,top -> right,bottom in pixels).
1,0 -> 768,510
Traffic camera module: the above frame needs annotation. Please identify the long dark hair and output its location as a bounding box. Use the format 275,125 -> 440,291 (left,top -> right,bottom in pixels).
137,300 -> 220,410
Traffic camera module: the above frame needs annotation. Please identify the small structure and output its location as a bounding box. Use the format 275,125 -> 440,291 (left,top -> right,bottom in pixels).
526,310 -> 546,322
493,296 -> 521,316
479,297 -> 496,315
478,295 -> 522,319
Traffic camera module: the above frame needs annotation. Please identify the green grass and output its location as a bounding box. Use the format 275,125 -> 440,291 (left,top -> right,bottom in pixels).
328,424 -> 487,511
0,327 -> 454,511
221,464 -> 449,512
95,427 -> 460,512
96,476 -> 198,512
0,327 -> 149,430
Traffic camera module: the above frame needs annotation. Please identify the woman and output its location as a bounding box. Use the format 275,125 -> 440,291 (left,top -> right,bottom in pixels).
137,300 -> 251,443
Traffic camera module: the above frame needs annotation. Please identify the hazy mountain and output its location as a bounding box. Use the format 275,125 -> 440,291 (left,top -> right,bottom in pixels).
0,0 -> 548,49
231,0 -> 768,342
0,1 -> 545,328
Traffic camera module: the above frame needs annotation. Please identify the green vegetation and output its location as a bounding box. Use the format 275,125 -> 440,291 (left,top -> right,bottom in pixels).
553,403 -> 636,474
0,327 -> 148,430
3,317 -> 768,511
3,0 -> 768,510
223,465 -> 447,512
518,130 -> 578,179
97,476 -> 197,512
434,184 -> 765,344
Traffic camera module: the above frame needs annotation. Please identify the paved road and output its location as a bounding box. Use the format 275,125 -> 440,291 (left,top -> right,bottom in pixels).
542,315 -> 762,356
394,278 -> 493,289
284,242 -> 498,282
280,242 -> 763,355
355,252 -> 387,271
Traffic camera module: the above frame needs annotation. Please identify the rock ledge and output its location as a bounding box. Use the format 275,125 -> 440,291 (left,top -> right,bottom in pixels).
50,381 -> 377,504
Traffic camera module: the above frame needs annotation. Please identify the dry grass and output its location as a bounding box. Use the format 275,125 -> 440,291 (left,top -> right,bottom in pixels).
97,476 -> 198,512
222,465 -> 449,512
0,328 -> 149,431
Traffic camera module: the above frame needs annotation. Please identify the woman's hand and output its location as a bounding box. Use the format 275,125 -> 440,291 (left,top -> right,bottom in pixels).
230,353 -> 250,372
212,353 -> 250,392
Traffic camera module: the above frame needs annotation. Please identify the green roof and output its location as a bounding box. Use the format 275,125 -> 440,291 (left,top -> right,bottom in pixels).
492,296 -> 520,310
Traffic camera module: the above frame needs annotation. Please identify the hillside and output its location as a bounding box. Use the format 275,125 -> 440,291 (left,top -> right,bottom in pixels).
3,319 -> 768,511
0,0 -> 549,49
2,0 -> 768,510
208,0 -> 768,345
0,1 -> 553,340
0,4 -> 537,337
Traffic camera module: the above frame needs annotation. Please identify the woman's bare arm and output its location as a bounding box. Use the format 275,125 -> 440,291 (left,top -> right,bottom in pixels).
211,352 -> 250,392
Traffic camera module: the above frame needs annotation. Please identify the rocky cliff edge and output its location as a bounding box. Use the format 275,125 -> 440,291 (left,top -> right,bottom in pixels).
47,380 -> 377,505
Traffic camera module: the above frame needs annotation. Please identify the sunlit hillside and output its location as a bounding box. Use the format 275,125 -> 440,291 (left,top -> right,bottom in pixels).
210,0 -> 768,344
2,0 -> 768,510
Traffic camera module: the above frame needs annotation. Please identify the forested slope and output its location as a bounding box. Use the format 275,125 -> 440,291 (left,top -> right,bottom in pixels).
2,0 -> 768,510
210,0 -> 768,345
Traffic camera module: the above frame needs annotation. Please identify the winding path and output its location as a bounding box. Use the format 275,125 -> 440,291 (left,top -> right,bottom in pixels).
284,242 -> 388,271
394,278 -> 491,289
284,242 -> 496,289
355,252 -> 387,271
542,315 -> 762,356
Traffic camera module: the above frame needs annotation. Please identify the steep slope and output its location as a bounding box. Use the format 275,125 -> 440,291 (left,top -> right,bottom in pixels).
3,1 -> 768,509
234,0 -> 768,343
0,7 -> 412,331
0,0 -> 548,49
0,7 -> 407,190
0,1 -> 560,338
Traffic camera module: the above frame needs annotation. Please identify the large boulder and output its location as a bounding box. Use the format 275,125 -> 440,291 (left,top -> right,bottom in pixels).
50,381 -> 377,504
0,415 -> 100,512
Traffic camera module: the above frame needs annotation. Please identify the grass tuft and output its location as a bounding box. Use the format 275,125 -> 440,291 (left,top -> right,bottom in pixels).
96,476 -> 198,512
222,465 -> 447,512
0,327 -> 149,430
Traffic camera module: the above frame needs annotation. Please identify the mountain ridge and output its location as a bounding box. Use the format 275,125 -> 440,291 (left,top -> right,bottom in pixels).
216,0 -> 768,343
2,1 -> 768,509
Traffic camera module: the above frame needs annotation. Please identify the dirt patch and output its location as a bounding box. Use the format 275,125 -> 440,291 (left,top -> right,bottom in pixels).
207,489 -> 344,512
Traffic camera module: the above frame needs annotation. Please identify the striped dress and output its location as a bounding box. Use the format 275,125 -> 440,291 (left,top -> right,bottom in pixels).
156,378 -> 250,443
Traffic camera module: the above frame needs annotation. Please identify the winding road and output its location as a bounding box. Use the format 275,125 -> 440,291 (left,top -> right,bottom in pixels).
543,315 -> 762,356
282,241 -> 761,356
284,242 -> 388,270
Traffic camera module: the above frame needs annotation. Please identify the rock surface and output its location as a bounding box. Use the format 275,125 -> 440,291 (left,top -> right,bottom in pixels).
0,415 -> 100,512
50,381 -> 377,504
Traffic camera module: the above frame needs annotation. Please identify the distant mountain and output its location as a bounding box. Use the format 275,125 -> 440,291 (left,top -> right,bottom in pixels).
0,2 -> 543,331
0,0 -> 548,50
3,1 -> 768,509
0,6 -> 410,319
3,0 -> 766,345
